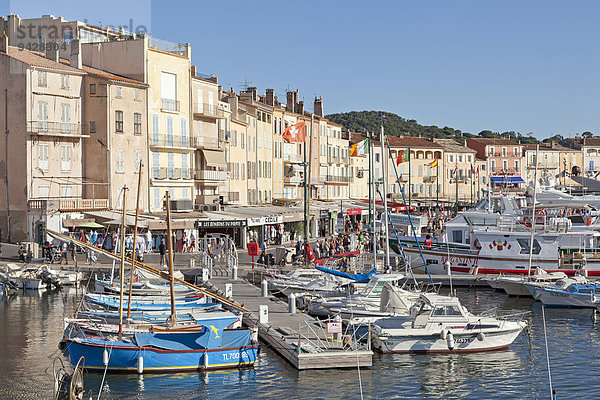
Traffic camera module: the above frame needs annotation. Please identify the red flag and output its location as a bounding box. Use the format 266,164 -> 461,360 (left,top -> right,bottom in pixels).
282,121 -> 306,143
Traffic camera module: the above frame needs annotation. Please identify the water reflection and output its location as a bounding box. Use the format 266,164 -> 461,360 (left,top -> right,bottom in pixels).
1,287 -> 600,399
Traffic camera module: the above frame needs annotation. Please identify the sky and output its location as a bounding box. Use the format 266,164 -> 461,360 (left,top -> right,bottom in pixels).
3,0 -> 600,139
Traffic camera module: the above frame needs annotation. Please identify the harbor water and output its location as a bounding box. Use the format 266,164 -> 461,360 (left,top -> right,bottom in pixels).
1,287 -> 600,399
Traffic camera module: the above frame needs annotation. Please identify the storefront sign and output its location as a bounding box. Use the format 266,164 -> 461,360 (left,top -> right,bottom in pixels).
247,215 -> 283,226
195,219 -> 247,229
320,210 -> 330,219
347,208 -> 363,216
385,214 -> 428,229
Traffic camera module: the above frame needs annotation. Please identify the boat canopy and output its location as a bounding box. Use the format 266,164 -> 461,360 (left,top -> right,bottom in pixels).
315,266 -> 377,283
491,176 -> 525,184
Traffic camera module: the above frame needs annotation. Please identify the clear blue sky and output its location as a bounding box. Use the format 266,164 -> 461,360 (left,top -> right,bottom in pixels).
4,0 -> 599,139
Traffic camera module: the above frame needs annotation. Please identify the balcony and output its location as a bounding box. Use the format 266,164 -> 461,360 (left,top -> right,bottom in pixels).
27,121 -> 85,137
193,103 -> 224,119
283,153 -> 303,163
152,167 -> 192,180
310,176 -> 325,185
150,135 -> 196,149
161,98 -> 180,112
423,176 -> 436,183
196,135 -> 221,149
325,175 -> 350,184
284,175 -> 303,185
327,154 -> 349,164
28,198 -> 109,212
218,129 -> 230,142
149,38 -> 190,56
194,169 -> 227,181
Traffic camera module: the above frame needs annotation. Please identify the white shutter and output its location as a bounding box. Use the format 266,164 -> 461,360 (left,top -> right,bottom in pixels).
197,89 -> 203,113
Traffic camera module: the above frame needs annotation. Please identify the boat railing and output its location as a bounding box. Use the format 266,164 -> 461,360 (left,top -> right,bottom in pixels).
296,315 -> 371,354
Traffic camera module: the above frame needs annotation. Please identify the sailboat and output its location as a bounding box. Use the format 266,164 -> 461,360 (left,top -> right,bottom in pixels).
62,190 -> 258,372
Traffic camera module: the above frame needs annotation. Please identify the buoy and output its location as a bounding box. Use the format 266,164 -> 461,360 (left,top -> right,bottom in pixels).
204,352 -> 210,369
477,332 -> 485,341
446,332 -> 455,351
103,349 -> 109,366
440,329 -> 447,340
137,356 -> 144,374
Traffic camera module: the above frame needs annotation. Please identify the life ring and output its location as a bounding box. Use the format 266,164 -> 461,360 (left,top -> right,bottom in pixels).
473,239 -> 482,250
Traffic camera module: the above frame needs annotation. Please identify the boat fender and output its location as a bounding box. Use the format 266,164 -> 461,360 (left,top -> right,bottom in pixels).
446,332 -> 455,351
103,349 -> 109,366
137,356 -> 143,374
440,329 -> 447,340
477,332 -> 485,341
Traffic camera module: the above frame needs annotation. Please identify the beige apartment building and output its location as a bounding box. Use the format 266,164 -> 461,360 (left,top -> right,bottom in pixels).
191,71 -> 226,210
321,121 -> 350,200
434,139 -> 477,205
222,91 -> 248,205
82,62 -> 149,211
349,133 -> 369,200
523,143 -> 582,188
0,39 -> 105,242
81,35 -> 194,212
387,137 -> 443,208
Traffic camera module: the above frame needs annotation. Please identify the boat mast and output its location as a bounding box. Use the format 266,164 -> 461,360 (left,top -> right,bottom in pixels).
380,126 -> 390,270
528,144 -> 540,277
127,161 -> 143,320
165,191 -> 177,325
118,186 -> 128,337
370,133 -> 377,270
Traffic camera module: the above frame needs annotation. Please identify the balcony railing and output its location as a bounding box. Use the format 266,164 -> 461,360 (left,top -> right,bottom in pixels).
28,121 -> 82,136
327,154 -> 349,164
28,198 -> 109,212
194,169 -> 227,181
196,135 -> 221,149
283,153 -> 303,163
161,98 -> 180,112
149,37 -> 190,56
152,167 -> 192,180
194,103 -> 224,119
310,176 -> 325,185
284,175 -> 303,184
218,129 -> 230,142
325,175 -> 350,184
150,135 -> 196,149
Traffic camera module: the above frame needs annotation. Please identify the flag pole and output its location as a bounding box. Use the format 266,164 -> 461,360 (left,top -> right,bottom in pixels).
436,162 -> 439,210
408,147 -> 411,210
455,163 -> 459,215
306,115 -> 313,266
368,132 -> 373,232
303,118 -> 308,266
380,126 -> 390,270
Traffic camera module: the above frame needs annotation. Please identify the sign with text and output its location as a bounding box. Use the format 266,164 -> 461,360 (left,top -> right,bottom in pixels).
385,214 -> 428,229
195,219 -> 247,229
247,214 -> 284,226
327,322 -> 343,334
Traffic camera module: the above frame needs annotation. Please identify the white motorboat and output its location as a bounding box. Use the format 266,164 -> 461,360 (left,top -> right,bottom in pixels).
496,269 -> 568,296
372,293 -> 527,353
531,280 -> 600,307
266,268 -> 324,292
308,274 -> 406,317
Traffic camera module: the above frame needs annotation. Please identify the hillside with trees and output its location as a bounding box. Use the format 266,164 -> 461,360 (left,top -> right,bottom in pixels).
325,110 -> 540,144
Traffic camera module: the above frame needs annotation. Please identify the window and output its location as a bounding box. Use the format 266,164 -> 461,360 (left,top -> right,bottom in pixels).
39,184 -> 49,199
115,86 -> 122,98
182,153 -> 188,179
241,132 -> 245,149
61,145 -> 71,172
161,71 -> 177,110
375,153 -> 380,162
503,160 -> 508,171
61,104 -> 70,133
153,152 -> 160,178
452,230 -> 463,243
167,116 -> 173,146
489,147 -> 494,156
180,118 -> 187,146
154,188 -> 160,209
61,74 -> 69,89
62,29 -> 74,45
89,84 -> 96,94
115,110 -> 124,132
115,149 -> 124,173
457,155 -> 463,163
502,147 -> 507,157
89,121 -> 96,133
167,152 -> 174,179
152,114 -> 159,145
38,101 -> 48,132
38,144 -> 48,171
134,113 -> 142,135
514,160 -> 519,172
491,160 -> 496,171
448,154 -> 454,163
38,71 -> 47,87
517,238 -> 541,254
134,88 -> 141,101
513,147 -> 518,157
61,185 -> 72,198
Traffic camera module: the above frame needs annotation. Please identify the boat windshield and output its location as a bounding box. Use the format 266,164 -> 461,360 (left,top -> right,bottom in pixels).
431,305 -> 463,317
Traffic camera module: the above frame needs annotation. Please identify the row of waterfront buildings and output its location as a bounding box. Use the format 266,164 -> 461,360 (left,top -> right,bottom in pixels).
0,14 -> 597,243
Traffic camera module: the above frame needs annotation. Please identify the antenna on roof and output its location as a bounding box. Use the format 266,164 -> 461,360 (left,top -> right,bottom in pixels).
237,73 -> 252,92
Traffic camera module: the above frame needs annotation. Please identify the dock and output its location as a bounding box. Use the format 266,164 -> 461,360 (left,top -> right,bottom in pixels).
205,276 -> 373,370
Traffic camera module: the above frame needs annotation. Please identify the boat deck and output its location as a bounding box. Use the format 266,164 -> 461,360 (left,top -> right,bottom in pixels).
205,276 -> 373,370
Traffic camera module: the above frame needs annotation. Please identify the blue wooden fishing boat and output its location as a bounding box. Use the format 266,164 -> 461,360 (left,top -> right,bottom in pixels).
65,315 -> 258,372
83,293 -> 211,312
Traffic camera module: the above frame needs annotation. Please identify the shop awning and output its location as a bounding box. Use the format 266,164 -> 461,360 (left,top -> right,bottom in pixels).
491,176 -> 525,184
202,149 -> 226,167
62,218 -> 98,228
147,219 -> 196,231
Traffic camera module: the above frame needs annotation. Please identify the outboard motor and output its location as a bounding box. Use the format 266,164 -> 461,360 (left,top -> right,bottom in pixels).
40,270 -> 62,290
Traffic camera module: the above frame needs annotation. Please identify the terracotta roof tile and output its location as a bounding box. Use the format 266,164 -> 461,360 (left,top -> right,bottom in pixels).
2,45 -> 83,73
468,137 -> 521,146
80,65 -> 148,87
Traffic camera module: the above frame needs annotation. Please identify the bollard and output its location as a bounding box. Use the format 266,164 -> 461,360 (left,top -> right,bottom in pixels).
202,268 -> 209,282
232,265 -> 238,280
288,293 -> 296,314
258,305 -> 269,324
225,283 -> 233,299
261,280 -> 268,297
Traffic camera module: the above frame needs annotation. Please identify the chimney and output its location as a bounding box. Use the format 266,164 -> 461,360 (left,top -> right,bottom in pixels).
286,90 -> 298,113
247,86 -> 257,101
296,100 -> 304,115
228,92 -> 239,120
191,65 -> 196,77
46,39 -> 59,63
265,88 -> 275,106
314,96 -> 324,117
0,31 -> 7,53
69,39 -> 82,69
